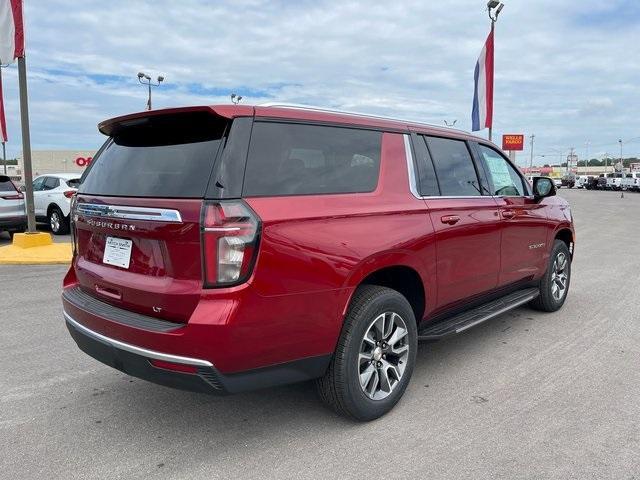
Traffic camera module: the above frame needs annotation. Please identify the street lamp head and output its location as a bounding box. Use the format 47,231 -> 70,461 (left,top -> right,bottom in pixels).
487,0 -> 500,8
495,3 -> 504,16
144,74 -> 151,80
237,96 -> 243,103
137,72 -> 145,79
157,76 -> 164,83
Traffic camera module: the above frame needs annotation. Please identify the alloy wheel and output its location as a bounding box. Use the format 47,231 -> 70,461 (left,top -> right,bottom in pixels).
358,311 -> 410,401
50,211 -> 60,233
550,252 -> 569,301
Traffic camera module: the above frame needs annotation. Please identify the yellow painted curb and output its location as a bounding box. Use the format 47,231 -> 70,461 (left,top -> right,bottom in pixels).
12,232 -> 53,248
0,242 -> 72,264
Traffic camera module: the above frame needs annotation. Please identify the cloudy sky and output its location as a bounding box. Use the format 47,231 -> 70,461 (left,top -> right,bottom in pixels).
1,0 -> 638,165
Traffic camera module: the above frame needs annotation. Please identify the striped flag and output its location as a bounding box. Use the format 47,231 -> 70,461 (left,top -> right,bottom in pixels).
471,27 -> 494,132
0,68 -> 6,142
0,0 -> 24,65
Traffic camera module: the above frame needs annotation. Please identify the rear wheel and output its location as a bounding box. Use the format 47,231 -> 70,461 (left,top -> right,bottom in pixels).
529,240 -> 571,312
316,285 -> 417,421
49,206 -> 69,235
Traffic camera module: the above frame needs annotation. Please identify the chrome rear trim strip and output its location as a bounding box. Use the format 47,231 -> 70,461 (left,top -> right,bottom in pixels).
76,203 -> 182,223
64,311 -> 213,367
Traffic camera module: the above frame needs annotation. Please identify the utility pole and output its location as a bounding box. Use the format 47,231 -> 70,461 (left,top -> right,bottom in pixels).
529,134 -> 535,171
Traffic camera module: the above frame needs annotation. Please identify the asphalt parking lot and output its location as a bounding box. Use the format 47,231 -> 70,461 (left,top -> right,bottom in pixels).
2,189 -> 639,480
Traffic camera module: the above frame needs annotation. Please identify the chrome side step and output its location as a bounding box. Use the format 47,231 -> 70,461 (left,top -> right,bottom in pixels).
418,287 -> 539,341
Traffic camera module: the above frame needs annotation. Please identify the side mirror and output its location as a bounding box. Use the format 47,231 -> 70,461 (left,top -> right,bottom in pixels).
533,176 -> 556,199
19,185 -> 26,192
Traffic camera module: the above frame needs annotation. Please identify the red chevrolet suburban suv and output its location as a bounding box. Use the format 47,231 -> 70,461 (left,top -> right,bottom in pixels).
63,104 -> 574,421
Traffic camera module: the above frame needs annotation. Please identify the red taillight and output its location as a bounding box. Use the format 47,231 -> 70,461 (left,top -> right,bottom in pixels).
63,190 -> 76,198
149,359 -> 198,374
201,200 -> 260,287
0,193 -> 23,200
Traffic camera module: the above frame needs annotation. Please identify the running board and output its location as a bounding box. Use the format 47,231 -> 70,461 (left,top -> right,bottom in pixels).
418,287 -> 540,341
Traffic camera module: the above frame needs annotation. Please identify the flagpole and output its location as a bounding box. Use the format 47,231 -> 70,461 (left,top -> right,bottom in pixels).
17,54 -> 36,233
488,20 -> 494,143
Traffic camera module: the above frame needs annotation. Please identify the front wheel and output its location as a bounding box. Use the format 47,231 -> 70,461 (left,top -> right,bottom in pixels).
529,240 -> 571,312
316,285 -> 418,421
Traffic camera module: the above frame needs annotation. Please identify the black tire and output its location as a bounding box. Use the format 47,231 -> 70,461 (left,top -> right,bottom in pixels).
529,240 -> 571,312
49,206 -> 69,235
316,285 -> 418,421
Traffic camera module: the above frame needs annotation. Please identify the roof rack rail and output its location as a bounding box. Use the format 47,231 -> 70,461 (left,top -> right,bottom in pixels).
258,102 -> 469,134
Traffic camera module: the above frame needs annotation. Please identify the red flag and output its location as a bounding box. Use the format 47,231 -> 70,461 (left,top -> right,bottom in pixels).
0,0 -> 25,64
0,68 -> 7,142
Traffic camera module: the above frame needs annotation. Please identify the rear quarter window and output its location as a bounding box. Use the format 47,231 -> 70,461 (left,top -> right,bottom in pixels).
243,122 -> 382,197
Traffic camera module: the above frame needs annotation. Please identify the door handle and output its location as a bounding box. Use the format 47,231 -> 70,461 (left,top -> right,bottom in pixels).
441,215 -> 461,225
502,210 -> 515,219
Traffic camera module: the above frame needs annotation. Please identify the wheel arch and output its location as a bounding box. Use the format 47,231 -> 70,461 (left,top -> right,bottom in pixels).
554,228 -> 574,258
341,253 -> 429,326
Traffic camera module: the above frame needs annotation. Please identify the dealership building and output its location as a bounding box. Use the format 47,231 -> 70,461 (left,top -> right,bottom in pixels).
7,150 -> 96,181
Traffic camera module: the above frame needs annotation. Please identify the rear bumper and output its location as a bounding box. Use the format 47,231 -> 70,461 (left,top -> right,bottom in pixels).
0,214 -> 27,230
64,308 -> 331,395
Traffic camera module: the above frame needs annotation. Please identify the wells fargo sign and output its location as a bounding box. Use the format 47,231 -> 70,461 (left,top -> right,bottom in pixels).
502,134 -> 524,151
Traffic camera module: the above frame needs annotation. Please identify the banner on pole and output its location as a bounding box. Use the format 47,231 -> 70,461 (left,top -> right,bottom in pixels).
0,0 -> 24,64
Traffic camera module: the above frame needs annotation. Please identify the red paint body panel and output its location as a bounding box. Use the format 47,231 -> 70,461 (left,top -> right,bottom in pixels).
64,104 -> 575,380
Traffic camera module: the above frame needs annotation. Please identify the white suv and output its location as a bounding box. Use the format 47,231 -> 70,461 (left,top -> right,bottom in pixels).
32,173 -> 81,234
606,173 -> 623,190
622,172 -> 640,191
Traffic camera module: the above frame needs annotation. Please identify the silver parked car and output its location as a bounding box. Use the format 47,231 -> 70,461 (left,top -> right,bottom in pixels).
0,175 -> 26,237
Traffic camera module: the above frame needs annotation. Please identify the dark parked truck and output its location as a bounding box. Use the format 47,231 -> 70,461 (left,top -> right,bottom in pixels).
63,104 -> 575,421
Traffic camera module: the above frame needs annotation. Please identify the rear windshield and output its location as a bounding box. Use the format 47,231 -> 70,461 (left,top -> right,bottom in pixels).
79,112 -> 227,198
243,122 -> 381,197
0,176 -> 16,192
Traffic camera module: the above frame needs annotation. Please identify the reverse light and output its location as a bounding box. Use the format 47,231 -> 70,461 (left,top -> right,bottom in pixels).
201,200 -> 260,287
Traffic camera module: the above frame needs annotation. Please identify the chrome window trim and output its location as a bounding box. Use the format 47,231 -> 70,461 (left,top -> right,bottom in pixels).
76,203 -> 182,223
403,134 -> 421,199
64,311 -> 213,367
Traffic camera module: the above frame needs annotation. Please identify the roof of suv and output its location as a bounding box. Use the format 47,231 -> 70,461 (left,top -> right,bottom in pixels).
98,104 -> 494,147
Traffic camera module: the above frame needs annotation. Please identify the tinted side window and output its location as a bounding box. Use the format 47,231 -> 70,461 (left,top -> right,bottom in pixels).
410,134 -> 439,196
243,123 -> 381,196
426,137 -> 480,196
33,177 -> 45,191
43,177 -> 60,190
478,145 -> 525,196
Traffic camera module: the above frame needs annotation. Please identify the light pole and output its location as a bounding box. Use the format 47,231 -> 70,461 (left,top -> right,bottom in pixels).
486,1 -> 504,142
137,72 -> 164,110
529,134 -> 535,172
230,93 -> 243,105
618,139 -> 623,171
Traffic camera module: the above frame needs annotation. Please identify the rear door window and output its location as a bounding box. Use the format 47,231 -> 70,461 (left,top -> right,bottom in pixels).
43,177 -> 60,190
79,112 -> 227,198
243,122 -> 381,197
425,136 -> 481,196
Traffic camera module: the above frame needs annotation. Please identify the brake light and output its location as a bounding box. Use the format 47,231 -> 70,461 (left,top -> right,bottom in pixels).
70,196 -> 78,256
201,200 -> 260,287
63,190 -> 76,198
0,193 -> 23,200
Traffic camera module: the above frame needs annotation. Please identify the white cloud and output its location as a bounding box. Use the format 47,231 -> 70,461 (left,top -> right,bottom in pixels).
0,0 -> 636,163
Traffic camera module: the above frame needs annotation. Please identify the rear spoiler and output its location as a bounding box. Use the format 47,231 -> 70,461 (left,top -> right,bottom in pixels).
97,105 -> 254,136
